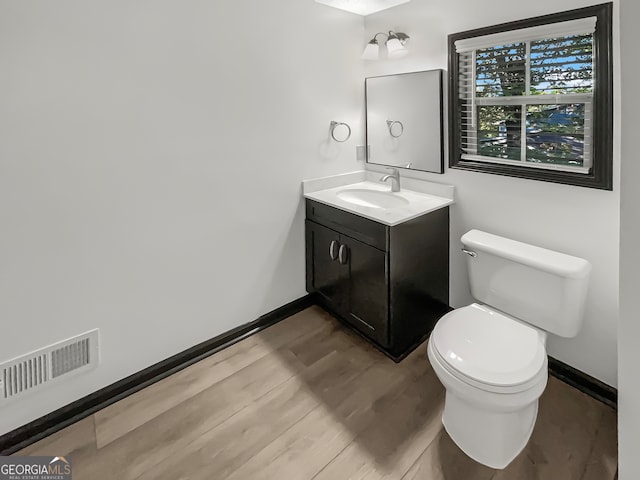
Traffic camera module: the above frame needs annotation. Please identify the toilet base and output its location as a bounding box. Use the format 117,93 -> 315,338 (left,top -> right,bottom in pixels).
427,337 -> 547,470
442,391 -> 539,469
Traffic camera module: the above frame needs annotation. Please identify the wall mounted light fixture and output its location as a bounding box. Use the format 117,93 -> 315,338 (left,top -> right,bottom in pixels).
362,31 -> 410,60
315,0 -> 411,16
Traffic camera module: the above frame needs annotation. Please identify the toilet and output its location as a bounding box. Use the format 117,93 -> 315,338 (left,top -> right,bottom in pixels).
427,229 -> 592,469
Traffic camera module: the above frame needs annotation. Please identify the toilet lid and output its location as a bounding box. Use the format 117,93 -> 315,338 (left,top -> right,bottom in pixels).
432,304 -> 546,387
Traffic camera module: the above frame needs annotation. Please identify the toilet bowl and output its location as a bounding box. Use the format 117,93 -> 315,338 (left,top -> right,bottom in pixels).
427,303 -> 548,469
427,230 -> 591,469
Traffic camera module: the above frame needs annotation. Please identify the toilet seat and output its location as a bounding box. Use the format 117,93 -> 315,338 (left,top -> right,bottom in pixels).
431,303 -> 547,393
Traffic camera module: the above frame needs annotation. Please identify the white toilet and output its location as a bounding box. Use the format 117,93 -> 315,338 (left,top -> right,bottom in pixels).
427,229 -> 591,469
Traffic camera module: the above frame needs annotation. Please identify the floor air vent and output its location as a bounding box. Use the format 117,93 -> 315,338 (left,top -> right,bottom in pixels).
0,329 -> 99,403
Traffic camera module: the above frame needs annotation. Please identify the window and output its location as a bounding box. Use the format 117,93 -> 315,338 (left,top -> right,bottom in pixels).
449,4 -> 613,190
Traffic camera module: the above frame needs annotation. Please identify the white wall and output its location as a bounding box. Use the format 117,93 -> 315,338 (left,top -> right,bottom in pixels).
0,1 -> 364,435
618,0 -> 639,476
364,0 -> 620,387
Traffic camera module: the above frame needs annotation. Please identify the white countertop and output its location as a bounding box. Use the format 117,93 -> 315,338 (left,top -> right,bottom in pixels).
302,173 -> 454,226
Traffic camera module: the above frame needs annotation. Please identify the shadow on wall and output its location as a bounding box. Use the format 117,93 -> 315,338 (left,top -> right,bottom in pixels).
318,136 -> 347,162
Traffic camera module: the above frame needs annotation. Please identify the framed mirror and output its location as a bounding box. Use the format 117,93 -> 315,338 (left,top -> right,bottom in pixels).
365,69 -> 444,173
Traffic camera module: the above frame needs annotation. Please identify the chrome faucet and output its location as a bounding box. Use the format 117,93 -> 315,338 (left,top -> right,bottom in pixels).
380,168 -> 400,192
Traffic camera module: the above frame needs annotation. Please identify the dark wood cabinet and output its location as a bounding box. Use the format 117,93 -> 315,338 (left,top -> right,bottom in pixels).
306,221 -> 345,311
305,199 -> 450,360
306,219 -> 388,346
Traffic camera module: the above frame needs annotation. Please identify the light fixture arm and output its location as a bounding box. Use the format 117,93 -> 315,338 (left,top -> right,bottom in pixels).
366,31 -> 410,43
366,32 -> 391,45
391,31 -> 409,41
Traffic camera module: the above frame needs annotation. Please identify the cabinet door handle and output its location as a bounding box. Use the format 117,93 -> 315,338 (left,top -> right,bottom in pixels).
329,240 -> 339,261
338,244 -> 348,265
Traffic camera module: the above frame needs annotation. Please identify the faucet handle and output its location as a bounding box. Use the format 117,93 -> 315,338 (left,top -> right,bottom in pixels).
380,168 -> 401,192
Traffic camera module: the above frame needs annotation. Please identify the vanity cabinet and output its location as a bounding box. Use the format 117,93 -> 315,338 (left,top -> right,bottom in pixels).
306,220 -> 388,346
305,199 -> 450,360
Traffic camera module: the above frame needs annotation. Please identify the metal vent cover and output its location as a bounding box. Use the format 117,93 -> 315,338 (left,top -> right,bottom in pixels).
0,329 -> 99,403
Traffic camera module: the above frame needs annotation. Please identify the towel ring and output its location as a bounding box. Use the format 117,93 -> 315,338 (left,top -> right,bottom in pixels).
330,121 -> 351,143
386,120 -> 404,138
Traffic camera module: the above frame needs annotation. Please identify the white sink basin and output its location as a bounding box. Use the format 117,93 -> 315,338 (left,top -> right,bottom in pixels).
303,178 -> 454,226
337,188 -> 410,209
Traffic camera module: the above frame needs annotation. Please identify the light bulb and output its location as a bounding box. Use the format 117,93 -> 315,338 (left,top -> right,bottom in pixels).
386,38 -> 407,58
361,40 -> 380,60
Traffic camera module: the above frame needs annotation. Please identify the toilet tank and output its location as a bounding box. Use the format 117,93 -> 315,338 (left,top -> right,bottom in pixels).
461,230 -> 592,338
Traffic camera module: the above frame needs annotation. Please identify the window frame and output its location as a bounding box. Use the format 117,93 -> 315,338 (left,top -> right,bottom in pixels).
448,3 -> 613,190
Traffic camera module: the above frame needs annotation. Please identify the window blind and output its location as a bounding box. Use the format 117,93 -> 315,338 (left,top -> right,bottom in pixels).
455,17 -> 597,53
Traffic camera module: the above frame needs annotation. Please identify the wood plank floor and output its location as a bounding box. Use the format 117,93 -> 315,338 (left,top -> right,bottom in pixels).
15,306 -> 617,479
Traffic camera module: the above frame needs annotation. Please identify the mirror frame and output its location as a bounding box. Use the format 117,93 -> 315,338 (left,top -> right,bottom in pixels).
365,69 -> 445,174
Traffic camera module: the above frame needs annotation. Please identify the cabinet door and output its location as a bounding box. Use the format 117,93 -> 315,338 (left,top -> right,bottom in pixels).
306,220 -> 344,310
344,235 -> 389,347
